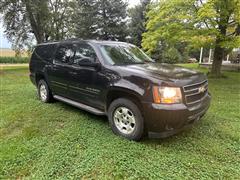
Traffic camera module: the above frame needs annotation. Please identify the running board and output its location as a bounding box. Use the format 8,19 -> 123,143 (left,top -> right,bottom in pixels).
53,95 -> 105,115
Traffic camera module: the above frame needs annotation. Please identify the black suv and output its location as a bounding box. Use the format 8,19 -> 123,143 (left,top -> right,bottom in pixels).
29,39 -> 211,140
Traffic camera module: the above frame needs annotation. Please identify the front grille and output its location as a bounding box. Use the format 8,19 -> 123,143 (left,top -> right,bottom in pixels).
183,80 -> 208,106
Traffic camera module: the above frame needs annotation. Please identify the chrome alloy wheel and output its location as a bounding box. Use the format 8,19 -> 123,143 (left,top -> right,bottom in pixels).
113,107 -> 136,134
39,84 -> 47,101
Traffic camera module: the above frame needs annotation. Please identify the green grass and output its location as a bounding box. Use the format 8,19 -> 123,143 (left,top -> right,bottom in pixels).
0,64 -> 239,179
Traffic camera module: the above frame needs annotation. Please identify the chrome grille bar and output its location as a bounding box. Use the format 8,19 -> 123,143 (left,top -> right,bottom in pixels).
183,80 -> 208,89
183,80 -> 208,105
184,82 -> 208,94
186,93 -> 208,105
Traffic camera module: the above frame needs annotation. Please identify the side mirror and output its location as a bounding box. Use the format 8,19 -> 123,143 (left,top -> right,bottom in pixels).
77,57 -> 100,68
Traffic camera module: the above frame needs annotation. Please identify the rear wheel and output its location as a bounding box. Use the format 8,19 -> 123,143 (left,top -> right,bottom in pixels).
37,79 -> 53,103
108,98 -> 144,141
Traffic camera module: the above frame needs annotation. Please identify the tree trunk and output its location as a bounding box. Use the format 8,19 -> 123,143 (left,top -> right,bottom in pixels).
24,0 -> 45,43
24,0 -> 49,44
211,21 -> 227,77
211,41 -> 224,77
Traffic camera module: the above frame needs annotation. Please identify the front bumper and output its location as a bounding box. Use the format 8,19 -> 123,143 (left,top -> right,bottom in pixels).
143,93 -> 211,138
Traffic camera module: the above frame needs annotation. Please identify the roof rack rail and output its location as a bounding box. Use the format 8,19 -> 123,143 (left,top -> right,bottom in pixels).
42,38 -> 84,43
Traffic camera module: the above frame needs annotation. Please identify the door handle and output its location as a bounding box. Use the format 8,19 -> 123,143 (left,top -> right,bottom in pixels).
69,71 -> 77,75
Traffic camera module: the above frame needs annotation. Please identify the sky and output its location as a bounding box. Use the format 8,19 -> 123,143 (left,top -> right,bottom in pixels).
0,0 -> 140,49
0,20 -> 11,49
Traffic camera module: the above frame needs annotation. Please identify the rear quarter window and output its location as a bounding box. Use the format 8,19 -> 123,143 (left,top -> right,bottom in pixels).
32,44 -> 57,62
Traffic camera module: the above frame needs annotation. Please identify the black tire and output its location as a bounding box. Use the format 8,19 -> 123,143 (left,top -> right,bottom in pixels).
108,98 -> 144,141
37,79 -> 53,103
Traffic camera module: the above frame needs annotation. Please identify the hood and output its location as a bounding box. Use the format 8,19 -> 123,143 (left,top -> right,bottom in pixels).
124,63 -> 201,80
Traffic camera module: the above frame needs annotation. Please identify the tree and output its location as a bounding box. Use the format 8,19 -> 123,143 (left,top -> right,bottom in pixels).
48,0 -> 75,41
128,0 -> 151,47
150,40 -> 189,63
74,0 -> 128,41
73,0 -> 99,39
0,0 -> 74,49
142,0 -> 240,77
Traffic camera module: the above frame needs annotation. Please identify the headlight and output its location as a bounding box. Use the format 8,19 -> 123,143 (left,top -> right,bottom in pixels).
153,86 -> 182,104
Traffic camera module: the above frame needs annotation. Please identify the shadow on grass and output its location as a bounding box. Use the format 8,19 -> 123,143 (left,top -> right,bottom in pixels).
53,100 -> 108,122
46,99 -> 203,145
141,128 -> 196,144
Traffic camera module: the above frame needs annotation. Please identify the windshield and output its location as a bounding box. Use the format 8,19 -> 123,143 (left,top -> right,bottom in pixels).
99,44 -> 154,65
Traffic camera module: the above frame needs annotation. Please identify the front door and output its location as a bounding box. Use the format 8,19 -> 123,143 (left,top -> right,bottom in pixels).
67,43 -> 104,109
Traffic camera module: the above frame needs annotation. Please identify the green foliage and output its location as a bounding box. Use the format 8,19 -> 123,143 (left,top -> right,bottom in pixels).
143,0 -> 240,53
128,0 -> 151,47
150,41 -> 189,63
0,0 -> 75,49
0,66 -> 239,178
162,47 -> 183,64
74,0 -> 128,41
0,57 -> 29,64
142,0 -> 240,75
73,0 -> 98,39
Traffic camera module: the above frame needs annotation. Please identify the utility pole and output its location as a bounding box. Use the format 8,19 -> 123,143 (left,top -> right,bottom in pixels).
226,54 -> 229,62
199,47 -> 203,64
208,49 -> 212,63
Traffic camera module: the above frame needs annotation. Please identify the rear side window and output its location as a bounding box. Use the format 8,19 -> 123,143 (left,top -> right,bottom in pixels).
33,44 -> 56,62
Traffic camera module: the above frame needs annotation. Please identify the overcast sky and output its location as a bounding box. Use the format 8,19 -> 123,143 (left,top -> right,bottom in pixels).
0,19 -> 11,48
0,0 -> 140,48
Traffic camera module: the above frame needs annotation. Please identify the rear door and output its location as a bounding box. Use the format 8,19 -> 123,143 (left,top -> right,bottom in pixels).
30,44 -> 57,85
47,43 -> 74,97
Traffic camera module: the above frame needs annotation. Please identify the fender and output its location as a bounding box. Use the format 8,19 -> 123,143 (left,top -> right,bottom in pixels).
107,85 -> 143,100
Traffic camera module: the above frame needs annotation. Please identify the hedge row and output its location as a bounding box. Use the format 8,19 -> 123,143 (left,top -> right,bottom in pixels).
0,57 -> 30,64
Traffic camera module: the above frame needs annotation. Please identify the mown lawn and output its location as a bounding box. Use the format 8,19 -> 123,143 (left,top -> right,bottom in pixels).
0,65 -> 239,179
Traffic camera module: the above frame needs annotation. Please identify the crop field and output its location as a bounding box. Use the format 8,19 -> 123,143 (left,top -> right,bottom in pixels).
0,48 -> 28,57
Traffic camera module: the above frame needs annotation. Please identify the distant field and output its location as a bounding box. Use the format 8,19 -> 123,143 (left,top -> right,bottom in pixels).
0,48 -> 28,57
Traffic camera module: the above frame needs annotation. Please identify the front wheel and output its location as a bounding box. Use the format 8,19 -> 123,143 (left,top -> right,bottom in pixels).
108,98 -> 144,141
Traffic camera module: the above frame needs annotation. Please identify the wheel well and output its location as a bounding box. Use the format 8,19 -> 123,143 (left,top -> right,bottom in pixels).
35,73 -> 45,85
106,90 -> 143,112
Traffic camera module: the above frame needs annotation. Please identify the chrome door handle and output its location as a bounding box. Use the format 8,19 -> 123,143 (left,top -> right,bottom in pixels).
69,71 -> 77,75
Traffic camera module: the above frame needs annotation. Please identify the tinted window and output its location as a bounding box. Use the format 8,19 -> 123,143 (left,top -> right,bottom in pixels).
34,44 -> 56,61
55,44 -> 74,64
72,44 -> 97,65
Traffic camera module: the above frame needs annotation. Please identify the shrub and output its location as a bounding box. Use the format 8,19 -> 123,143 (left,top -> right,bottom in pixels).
162,47 -> 182,64
0,57 -> 30,64
150,42 -> 189,64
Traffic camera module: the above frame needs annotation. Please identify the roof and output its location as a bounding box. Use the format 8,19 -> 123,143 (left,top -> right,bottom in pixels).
37,39 -> 129,46
87,39 -> 129,45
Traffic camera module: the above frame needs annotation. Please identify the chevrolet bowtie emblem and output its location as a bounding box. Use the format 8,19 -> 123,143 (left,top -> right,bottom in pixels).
199,86 -> 206,93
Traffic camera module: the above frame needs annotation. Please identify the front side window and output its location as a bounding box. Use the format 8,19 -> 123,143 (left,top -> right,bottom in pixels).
99,44 -> 154,65
55,44 -> 74,64
72,44 -> 97,65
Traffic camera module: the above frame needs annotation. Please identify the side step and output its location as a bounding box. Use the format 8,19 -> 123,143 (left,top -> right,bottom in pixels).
53,95 -> 105,115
